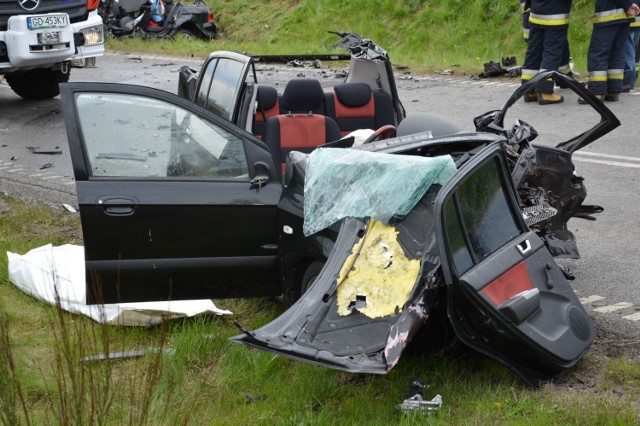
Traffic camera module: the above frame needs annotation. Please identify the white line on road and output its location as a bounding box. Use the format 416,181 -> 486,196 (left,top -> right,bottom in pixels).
573,151 -> 640,162
623,312 -> 640,321
594,302 -> 633,313
580,295 -> 606,304
572,157 -> 640,169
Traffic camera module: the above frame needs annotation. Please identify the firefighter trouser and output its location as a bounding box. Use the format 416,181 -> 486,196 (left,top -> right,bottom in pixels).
587,24 -> 630,95
521,25 -> 568,93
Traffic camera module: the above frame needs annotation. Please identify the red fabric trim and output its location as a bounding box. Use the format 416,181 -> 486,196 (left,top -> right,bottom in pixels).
481,261 -> 533,306
254,101 -> 280,123
277,115 -> 327,149
333,92 -> 375,119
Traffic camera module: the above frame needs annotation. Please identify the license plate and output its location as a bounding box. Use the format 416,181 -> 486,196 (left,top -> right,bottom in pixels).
27,14 -> 68,30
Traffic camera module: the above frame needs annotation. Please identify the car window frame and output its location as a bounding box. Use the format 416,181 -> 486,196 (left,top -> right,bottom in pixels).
61,82 -> 279,184
435,143 -> 529,282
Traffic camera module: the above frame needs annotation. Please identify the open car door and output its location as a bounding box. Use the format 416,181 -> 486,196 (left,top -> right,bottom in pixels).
435,144 -> 595,387
61,83 -> 282,304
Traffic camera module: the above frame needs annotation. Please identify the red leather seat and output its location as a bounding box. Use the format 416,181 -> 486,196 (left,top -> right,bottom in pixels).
262,79 -> 341,179
325,83 -> 397,136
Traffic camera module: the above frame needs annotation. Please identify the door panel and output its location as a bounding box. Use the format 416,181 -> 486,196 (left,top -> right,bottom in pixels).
61,83 -> 281,304
436,145 -> 594,386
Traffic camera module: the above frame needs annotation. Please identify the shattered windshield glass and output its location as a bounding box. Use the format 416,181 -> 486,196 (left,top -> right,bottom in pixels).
303,148 -> 456,235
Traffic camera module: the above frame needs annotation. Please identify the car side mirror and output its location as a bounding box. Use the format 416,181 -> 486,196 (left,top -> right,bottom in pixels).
250,161 -> 271,188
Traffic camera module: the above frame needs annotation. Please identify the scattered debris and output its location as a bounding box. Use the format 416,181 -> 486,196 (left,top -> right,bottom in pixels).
80,348 -> 176,362
502,56 -> 517,67
397,379 -> 442,412
244,392 -> 268,403
39,163 -> 53,170
27,146 -> 63,155
62,204 -> 78,213
480,60 -> 522,78
440,69 -> 453,75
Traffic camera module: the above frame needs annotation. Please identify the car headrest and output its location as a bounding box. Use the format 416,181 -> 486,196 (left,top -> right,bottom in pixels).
333,83 -> 372,107
256,85 -> 278,110
280,79 -> 324,112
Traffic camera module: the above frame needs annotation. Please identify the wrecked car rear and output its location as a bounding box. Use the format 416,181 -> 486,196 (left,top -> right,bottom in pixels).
232,70 -> 619,387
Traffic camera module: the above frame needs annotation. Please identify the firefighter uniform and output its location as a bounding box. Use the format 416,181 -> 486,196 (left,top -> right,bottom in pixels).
521,0 -> 572,104
586,0 -> 635,99
521,1 -> 530,42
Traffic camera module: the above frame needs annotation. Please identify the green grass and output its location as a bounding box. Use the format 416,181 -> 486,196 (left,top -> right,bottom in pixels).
107,0 -> 596,75
1,195 -> 640,424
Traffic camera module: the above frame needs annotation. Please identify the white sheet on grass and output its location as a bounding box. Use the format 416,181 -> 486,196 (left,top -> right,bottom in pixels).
7,244 -> 232,326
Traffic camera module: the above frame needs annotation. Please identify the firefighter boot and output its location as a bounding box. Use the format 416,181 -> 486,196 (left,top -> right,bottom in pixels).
537,92 -> 564,105
578,94 -> 605,104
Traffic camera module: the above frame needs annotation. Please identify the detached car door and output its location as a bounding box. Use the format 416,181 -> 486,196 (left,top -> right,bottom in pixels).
435,144 -> 594,386
61,83 -> 282,304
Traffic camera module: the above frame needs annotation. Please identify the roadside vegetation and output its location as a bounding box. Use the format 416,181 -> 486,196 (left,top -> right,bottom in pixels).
107,0 -> 595,75
1,196 -> 639,424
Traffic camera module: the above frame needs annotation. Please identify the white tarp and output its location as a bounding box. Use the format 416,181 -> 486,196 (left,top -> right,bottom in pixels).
7,244 -> 232,326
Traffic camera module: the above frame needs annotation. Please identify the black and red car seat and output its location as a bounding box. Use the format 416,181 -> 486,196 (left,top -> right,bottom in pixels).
325,83 -> 396,137
262,79 -> 341,179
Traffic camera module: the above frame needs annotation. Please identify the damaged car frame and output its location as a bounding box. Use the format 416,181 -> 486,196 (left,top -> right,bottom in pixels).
60,34 -> 618,387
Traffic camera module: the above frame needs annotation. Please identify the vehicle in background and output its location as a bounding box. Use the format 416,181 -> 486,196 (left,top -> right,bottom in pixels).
0,0 -> 104,99
99,0 -> 216,39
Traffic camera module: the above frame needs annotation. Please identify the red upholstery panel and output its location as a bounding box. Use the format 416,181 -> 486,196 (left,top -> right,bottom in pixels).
333,92 -> 375,119
277,115 -> 327,149
481,261 -> 533,306
255,101 -> 280,123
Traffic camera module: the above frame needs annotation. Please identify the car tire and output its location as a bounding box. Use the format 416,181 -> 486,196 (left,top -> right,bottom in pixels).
174,28 -> 196,39
299,260 -> 324,298
5,68 -> 70,100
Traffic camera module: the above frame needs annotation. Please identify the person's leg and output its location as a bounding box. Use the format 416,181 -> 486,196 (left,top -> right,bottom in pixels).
623,31 -> 635,91
521,26 -> 544,102
536,27 -> 565,104
587,26 -> 615,97
607,24 -> 630,99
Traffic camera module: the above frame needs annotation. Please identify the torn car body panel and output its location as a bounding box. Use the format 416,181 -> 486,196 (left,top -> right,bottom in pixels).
233,142 -> 595,386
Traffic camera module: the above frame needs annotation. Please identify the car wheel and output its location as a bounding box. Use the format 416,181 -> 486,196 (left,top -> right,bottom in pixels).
299,260 -> 324,297
5,68 -> 70,100
174,28 -> 196,39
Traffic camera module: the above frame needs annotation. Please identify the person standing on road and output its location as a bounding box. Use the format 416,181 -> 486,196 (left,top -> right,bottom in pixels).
521,0 -> 572,105
623,13 -> 640,90
581,0 -> 640,103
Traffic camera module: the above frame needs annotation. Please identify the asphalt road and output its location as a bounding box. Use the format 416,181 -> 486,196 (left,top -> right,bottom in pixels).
0,51 -> 638,349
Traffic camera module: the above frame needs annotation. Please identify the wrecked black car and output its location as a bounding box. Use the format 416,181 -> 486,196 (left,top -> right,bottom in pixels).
99,0 -> 216,39
60,34 -> 618,387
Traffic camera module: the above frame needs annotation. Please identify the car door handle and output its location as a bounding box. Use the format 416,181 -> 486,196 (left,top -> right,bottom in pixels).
98,197 -> 136,216
517,239 -> 531,255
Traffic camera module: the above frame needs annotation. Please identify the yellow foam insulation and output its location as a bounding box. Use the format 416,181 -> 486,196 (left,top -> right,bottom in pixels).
336,219 -> 421,318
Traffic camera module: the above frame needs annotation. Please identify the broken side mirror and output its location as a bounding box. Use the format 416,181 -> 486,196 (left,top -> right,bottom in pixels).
250,161 -> 271,189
